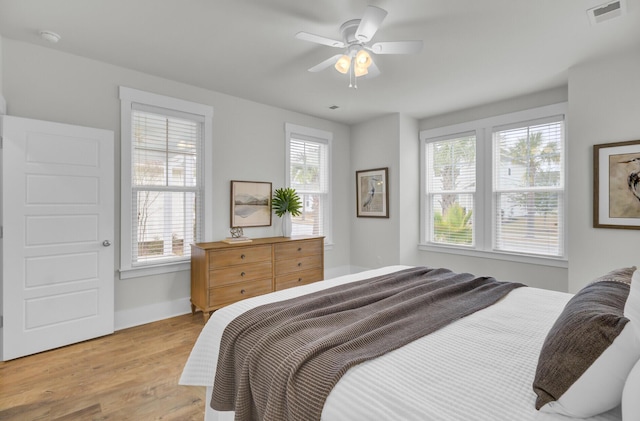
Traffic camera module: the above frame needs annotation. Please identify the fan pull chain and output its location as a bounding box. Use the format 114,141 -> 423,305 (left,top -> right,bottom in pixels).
349,57 -> 357,89
348,57 -> 353,88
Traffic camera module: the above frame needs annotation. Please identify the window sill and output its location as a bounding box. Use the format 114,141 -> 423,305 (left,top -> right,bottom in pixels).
417,243 -> 568,268
119,260 -> 190,280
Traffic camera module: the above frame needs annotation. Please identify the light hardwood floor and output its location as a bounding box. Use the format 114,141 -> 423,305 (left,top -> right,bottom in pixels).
0,314 -> 207,420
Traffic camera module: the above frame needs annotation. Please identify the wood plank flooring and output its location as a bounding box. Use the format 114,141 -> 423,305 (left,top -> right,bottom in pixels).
0,314 -> 207,420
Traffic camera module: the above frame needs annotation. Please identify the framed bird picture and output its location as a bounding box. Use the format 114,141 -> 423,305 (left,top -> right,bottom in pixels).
593,140 -> 640,229
356,167 -> 389,218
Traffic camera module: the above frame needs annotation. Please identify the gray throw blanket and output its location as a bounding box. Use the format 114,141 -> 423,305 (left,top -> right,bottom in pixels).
212,266 -> 525,421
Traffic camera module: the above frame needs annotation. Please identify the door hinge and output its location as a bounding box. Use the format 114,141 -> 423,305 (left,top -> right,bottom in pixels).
0,316 -> 3,328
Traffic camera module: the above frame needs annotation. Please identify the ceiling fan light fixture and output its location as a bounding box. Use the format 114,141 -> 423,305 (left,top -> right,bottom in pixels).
334,54 -> 351,74
354,63 -> 369,77
355,49 -> 372,69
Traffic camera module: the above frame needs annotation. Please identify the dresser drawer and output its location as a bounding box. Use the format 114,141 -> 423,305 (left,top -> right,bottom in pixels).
209,245 -> 272,267
274,255 -> 322,275
274,268 -> 323,291
209,278 -> 272,308
209,261 -> 272,287
274,239 -> 322,260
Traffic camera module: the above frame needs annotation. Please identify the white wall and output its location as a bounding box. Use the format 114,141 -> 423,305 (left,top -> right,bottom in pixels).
398,114 -> 421,265
0,35 -> 3,94
348,113 -> 422,272
567,51 -> 640,293
350,113 -> 401,271
2,39 -> 351,328
0,35 -> 5,113
420,87 -> 568,131
0,34 -> 3,348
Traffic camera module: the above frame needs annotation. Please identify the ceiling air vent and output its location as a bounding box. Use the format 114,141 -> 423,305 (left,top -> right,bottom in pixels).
587,0 -> 626,25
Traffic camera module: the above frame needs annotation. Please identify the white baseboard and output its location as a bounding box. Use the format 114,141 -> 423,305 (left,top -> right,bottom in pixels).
324,264 -> 353,279
114,297 -> 192,331
348,265 -> 375,274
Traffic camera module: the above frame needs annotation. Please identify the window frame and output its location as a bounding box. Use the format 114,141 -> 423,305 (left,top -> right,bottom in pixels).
119,87 -> 213,279
284,123 -> 333,247
419,103 -> 568,268
424,131 -> 478,248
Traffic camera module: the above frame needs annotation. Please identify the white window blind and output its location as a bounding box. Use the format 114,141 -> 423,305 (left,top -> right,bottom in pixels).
425,134 -> 476,246
493,117 -> 564,257
285,123 -> 332,243
130,105 -> 203,265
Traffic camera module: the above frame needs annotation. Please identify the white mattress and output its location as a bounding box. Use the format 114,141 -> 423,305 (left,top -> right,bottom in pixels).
180,266 -> 623,421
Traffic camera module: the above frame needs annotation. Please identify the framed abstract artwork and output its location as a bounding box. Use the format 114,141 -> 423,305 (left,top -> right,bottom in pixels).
593,140 -> 640,229
230,180 -> 272,228
356,167 -> 389,218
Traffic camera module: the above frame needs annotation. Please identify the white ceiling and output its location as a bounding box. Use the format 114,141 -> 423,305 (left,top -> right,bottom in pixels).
1,0 -> 639,125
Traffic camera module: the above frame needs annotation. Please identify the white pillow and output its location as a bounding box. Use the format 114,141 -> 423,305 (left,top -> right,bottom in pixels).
622,358 -> 640,421
622,270 -> 640,420
624,269 -> 640,332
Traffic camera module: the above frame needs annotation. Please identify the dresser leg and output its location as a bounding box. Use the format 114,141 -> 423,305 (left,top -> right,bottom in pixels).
203,311 -> 212,323
190,302 -> 196,315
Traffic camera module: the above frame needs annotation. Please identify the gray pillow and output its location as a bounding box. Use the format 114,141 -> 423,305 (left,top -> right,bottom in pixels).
533,267 -> 639,417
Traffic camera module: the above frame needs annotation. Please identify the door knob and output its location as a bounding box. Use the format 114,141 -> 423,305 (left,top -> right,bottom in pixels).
102,240 -> 111,247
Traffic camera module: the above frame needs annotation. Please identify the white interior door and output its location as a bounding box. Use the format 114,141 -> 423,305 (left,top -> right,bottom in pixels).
1,115 -> 114,361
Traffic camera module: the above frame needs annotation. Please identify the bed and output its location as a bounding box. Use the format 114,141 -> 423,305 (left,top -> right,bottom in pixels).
180,265 -> 640,421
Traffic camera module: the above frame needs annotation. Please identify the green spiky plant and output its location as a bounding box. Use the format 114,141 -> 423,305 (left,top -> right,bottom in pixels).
272,187 -> 302,217
433,203 -> 473,245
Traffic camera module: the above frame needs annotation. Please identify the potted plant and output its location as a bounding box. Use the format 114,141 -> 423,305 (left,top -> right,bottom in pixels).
272,187 -> 302,237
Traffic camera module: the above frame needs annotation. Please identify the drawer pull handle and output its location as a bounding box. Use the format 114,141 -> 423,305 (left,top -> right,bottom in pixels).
298,278 -> 302,282
240,289 -> 246,294
241,272 -> 245,277
298,247 -> 302,251
298,262 -> 302,267
240,254 -> 245,259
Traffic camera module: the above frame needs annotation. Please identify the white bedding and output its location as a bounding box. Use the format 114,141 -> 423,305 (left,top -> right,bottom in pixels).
180,266 -> 623,421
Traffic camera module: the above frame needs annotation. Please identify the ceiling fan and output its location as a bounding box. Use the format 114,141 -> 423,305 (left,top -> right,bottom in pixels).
295,5 -> 423,88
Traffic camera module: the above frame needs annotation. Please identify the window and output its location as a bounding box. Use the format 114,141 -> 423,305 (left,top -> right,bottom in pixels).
285,123 -> 332,245
493,118 -> 564,256
425,133 -> 476,246
420,103 -> 567,265
120,87 -> 213,278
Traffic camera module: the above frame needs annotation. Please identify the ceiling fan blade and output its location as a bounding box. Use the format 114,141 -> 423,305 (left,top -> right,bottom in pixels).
369,40 -> 423,54
355,6 -> 388,42
308,54 -> 343,72
295,31 -> 345,48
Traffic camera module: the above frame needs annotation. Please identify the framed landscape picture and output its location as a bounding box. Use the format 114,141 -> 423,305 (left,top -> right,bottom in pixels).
356,167 -> 389,218
230,180 -> 272,228
593,140 -> 640,229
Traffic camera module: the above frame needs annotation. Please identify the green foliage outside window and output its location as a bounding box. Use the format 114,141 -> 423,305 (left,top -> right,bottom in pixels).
434,203 -> 473,245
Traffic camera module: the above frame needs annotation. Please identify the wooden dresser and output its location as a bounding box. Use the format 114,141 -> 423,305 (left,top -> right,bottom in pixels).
190,236 -> 324,321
